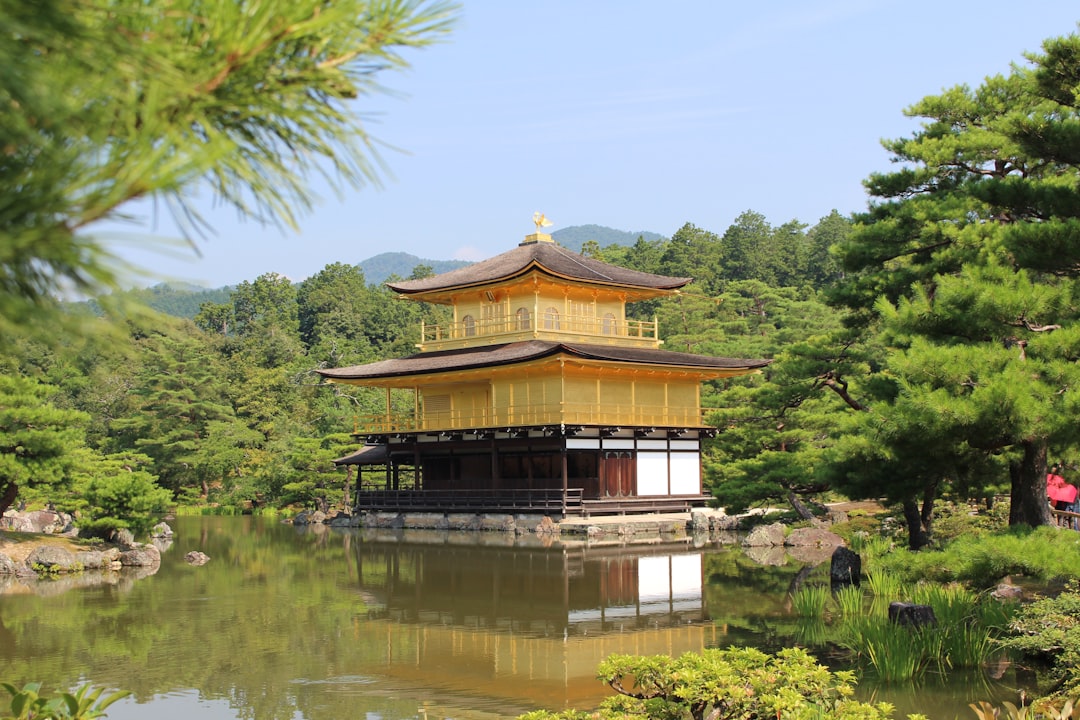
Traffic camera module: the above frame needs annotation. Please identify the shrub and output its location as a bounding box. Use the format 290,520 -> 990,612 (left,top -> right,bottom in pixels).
0,681 -> 129,719
518,647 -> 907,720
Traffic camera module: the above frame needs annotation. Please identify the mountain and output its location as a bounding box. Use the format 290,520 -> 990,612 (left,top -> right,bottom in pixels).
551,225 -> 666,253
358,226 -> 665,284
359,253 -> 472,286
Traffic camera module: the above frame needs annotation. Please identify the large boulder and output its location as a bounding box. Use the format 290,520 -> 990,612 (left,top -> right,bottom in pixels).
888,602 -> 937,628
25,545 -> 79,573
785,527 -> 844,548
742,522 -> 786,547
829,546 -> 862,589
150,522 -> 174,538
120,543 -> 161,568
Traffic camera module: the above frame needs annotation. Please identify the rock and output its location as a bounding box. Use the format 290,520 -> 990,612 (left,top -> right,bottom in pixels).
292,511 -> 311,525
785,527 -> 844,548
74,548 -> 121,570
150,522 -> 174,538
184,551 -> 211,566
327,513 -> 353,527
830,546 -> 862,589
710,515 -> 740,532
25,545 -> 79,573
888,601 -> 937,627
0,552 -> 17,575
743,522 -> 786,547
119,544 -> 160,567
992,582 -> 1024,601
111,529 -> 136,548
534,516 -> 559,536
308,510 -> 327,525
690,510 -> 711,533
0,512 -> 34,533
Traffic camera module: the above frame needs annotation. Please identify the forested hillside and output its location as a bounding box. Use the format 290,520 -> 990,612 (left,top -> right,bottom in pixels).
2,210 -> 850,527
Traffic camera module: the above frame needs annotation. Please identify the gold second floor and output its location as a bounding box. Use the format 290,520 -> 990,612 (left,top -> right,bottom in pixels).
351,370 -> 706,436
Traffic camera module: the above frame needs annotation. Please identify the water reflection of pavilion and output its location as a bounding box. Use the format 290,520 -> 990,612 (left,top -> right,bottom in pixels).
356,540 -> 708,635
348,538 -> 720,712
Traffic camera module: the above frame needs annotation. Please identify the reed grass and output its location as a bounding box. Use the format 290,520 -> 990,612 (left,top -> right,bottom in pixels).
792,585 -> 831,618
839,617 -> 929,683
833,584 -> 866,617
866,571 -> 905,603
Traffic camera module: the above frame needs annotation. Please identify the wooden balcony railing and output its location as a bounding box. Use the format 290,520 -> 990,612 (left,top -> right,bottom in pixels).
354,488 -> 583,513
354,402 -> 706,435
419,314 -> 659,349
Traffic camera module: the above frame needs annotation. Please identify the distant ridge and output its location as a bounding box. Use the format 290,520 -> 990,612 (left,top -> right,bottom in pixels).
359,226 -> 665,284
359,253 -> 471,286
551,225 -> 665,253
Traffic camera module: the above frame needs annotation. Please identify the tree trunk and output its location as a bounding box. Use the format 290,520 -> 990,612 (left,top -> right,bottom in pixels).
1009,440 -> 1053,527
920,480 -> 937,540
902,499 -> 931,550
0,480 -> 17,519
785,485 -> 816,521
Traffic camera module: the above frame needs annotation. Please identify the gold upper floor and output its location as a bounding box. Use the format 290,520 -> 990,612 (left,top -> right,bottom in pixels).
415,273 -> 665,352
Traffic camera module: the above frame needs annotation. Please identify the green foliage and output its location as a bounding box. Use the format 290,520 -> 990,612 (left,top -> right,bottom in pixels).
999,581 -> 1080,698
0,0 -> 458,338
0,682 -> 129,720
834,584 -> 866,617
873,527 -> 1080,587
792,585 -> 831,618
70,450 -> 172,538
827,33 -> 1080,533
834,581 -> 1006,683
0,376 -> 89,516
520,647 -> 901,720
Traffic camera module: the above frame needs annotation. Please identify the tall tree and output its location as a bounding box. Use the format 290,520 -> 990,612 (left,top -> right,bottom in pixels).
832,42 -> 1080,530
0,376 -> 89,516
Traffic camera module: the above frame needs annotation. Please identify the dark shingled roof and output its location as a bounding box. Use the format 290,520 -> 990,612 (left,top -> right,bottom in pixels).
386,241 -> 691,294
317,340 -> 771,381
333,444 -> 390,465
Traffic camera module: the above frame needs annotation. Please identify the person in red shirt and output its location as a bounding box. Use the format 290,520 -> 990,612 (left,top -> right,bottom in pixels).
1047,465 -> 1078,511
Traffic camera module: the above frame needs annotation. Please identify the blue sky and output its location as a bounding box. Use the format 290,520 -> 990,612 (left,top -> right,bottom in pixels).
96,1 -> 1080,289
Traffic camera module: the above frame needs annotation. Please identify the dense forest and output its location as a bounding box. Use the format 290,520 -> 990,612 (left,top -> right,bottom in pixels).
0,210 -> 845,528
6,4 -> 1080,550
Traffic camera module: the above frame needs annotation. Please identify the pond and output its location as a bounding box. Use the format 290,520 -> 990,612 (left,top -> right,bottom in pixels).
0,516 -> 1023,720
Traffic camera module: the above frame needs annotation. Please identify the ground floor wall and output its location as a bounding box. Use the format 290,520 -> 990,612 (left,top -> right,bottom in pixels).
375,428 -> 705,501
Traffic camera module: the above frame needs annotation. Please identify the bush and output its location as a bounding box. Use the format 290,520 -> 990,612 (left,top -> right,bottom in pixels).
999,581 -> 1080,698
518,647 -> 908,720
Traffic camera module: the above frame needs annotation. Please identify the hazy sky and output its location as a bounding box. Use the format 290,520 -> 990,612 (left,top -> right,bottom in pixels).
94,1 -> 1080,289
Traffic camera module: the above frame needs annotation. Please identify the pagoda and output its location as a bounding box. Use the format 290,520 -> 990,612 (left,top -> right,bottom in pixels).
319,218 -> 770,516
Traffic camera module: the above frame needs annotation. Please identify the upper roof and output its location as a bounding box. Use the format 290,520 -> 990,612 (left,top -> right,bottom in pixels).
316,339 -> 771,382
386,239 -> 691,295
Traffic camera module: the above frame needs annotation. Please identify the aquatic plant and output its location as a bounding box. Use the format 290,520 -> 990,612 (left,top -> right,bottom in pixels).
834,584 -> 866,617
792,584 -> 831,618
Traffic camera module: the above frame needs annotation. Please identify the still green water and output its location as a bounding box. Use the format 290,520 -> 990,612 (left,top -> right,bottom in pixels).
0,517 -> 1022,720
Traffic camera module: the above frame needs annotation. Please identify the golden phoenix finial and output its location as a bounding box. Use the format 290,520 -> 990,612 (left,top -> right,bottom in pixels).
532,212 -> 553,232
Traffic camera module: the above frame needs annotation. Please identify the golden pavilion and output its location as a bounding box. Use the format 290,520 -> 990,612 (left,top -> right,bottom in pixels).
319,220 -> 770,516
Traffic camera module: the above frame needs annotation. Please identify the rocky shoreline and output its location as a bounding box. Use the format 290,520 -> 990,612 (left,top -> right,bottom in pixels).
291,507 -> 849,565
0,509 -> 173,593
